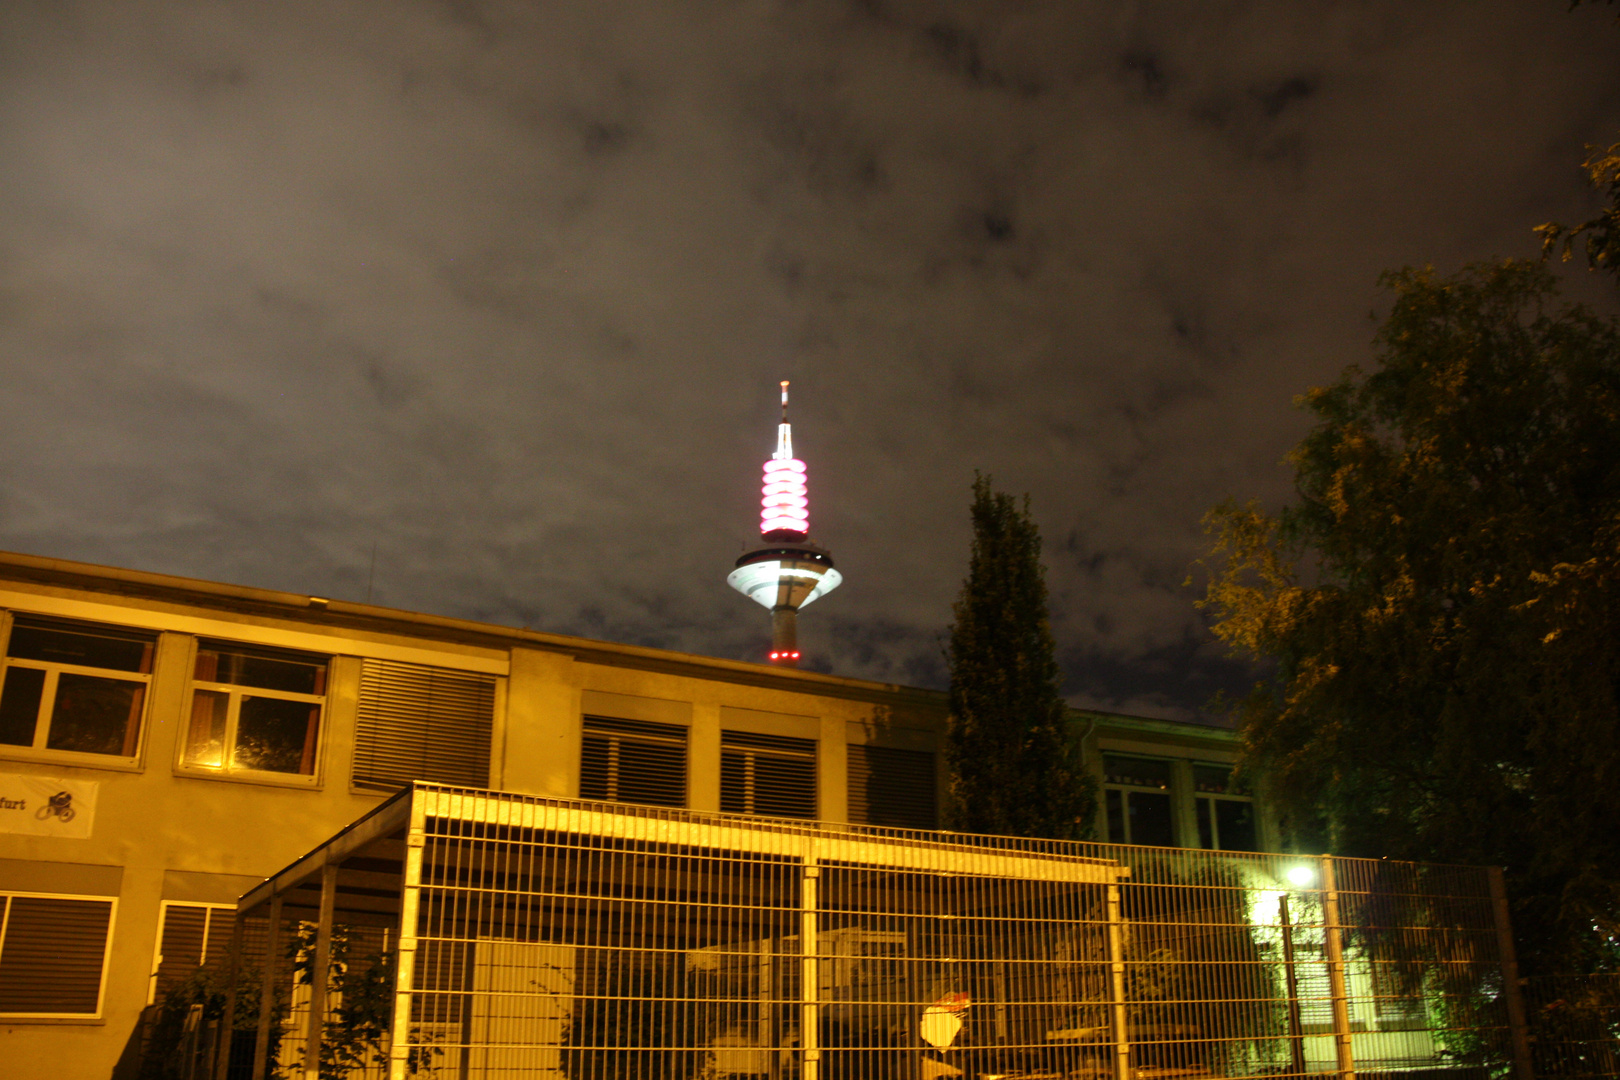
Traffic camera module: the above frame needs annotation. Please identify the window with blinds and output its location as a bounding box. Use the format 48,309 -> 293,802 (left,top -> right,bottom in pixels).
149,902 -> 259,1005
580,716 -> 687,807
721,730 -> 817,818
0,893 -> 115,1016
848,745 -> 937,829
352,659 -> 496,791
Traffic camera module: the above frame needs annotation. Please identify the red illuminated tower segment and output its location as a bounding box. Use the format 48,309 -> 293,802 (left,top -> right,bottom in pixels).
727,382 -> 842,667
760,382 -> 810,539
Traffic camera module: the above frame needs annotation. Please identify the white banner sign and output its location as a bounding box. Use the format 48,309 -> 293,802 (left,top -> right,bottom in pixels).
0,773 -> 98,839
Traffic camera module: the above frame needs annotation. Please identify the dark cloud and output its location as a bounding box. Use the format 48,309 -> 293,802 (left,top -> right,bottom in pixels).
1,0 -> 1617,721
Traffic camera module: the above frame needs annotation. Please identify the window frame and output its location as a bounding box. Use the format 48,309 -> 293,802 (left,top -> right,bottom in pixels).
0,610 -> 157,770
847,743 -> 938,830
1101,753 -> 1179,847
148,900 -> 234,1006
175,638 -> 330,787
720,730 -> 818,819
579,715 -> 689,808
351,658 -> 497,793
0,890 -> 118,1022
1191,761 -> 1258,852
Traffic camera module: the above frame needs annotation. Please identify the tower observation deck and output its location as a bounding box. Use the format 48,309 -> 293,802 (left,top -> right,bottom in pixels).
726,382 -> 842,667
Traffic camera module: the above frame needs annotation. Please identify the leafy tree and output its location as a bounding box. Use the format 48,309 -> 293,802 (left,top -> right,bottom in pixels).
1539,3 -> 1619,276
1537,140 -> 1620,278
138,961 -> 283,1080
945,475 -> 1097,839
1196,260 -> 1620,975
288,923 -> 437,1079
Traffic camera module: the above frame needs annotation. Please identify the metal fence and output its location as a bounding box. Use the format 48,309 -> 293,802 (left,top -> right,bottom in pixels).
213,785 -> 1531,1080
1522,974 -> 1620,1078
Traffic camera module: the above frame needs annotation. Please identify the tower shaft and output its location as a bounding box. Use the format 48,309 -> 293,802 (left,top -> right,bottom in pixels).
771,606 -> 798,666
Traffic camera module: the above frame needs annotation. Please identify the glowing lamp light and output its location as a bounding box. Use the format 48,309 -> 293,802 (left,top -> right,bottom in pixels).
1285,865 -> 1318,889
768,650 -> 802,662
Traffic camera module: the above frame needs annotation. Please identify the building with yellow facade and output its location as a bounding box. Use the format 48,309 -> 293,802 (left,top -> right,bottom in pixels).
0,550 -> 1263,1078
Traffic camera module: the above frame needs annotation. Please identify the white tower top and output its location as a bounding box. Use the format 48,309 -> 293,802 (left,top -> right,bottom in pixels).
775,380 -> 794,460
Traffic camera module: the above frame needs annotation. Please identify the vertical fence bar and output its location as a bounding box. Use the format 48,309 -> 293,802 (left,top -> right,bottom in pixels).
302,859 -> 338,1080
801,851 -> 820,1080
1488,866 -> 1535,1080
1321,857 -> 1356,1080
1106,877 -> 1130,1080
251,891 -> 283,1080
390,790 -> 427,1080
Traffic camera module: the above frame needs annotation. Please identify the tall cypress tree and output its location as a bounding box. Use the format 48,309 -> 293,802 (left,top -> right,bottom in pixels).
946,475 -> 1097,839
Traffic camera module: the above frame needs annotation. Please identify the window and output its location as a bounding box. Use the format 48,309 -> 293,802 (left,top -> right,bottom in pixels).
1103,755 -> 1176,847
181,641 -> 328,778
1192,763 -> 1257,852
148,902 -> 269,1006
150,902 -> 232,1005
580,716 -> 686,807
0,892 -> 116,1017
352,659 -> 496,791
848,745 -> 937,829
721,730 -> 816,818
0,615 -> 156,761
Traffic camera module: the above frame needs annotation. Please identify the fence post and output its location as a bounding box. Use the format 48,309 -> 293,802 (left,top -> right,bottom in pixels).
251,891 -> 283,1080
1320,857 -> 1356,1080
801,852 -> 821,1080
1487,866 -> 1534,1080
1106,877 -> 1131,1080
302,859 -> 338,1080
390,789 -> 427,1080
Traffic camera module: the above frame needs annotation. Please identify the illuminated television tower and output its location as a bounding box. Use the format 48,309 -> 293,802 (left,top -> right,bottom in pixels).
727,381 -> 842,667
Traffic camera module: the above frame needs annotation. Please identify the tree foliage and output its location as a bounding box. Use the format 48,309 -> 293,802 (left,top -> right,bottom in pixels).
1197,260 -> 1620,975
946,475 -> 1097,839
1537,139 -> 1620,278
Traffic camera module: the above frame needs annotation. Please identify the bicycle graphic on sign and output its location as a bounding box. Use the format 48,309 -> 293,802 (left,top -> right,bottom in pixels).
36,790 -> 76,822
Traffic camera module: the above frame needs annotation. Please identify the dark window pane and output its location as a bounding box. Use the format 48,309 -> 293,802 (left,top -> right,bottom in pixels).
197,645 -> 326,695
8,621 -> 153,673
0,666 -> 45,746
1128,790 -> 1175,847
1215,799 -> 1257,851
1105,789 -> 1126,844
1192,764 -> 1232,794
1103,755 -> 1172,789
234,696 -> 319,774
46,674 -> 143,756
1196,798 -> 1215,849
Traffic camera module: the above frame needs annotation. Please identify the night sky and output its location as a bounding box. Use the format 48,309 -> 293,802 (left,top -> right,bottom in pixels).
4,1 -> 1618,719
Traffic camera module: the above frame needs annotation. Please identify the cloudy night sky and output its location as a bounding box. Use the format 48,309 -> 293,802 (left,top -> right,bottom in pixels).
2,1 -> 1618,719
